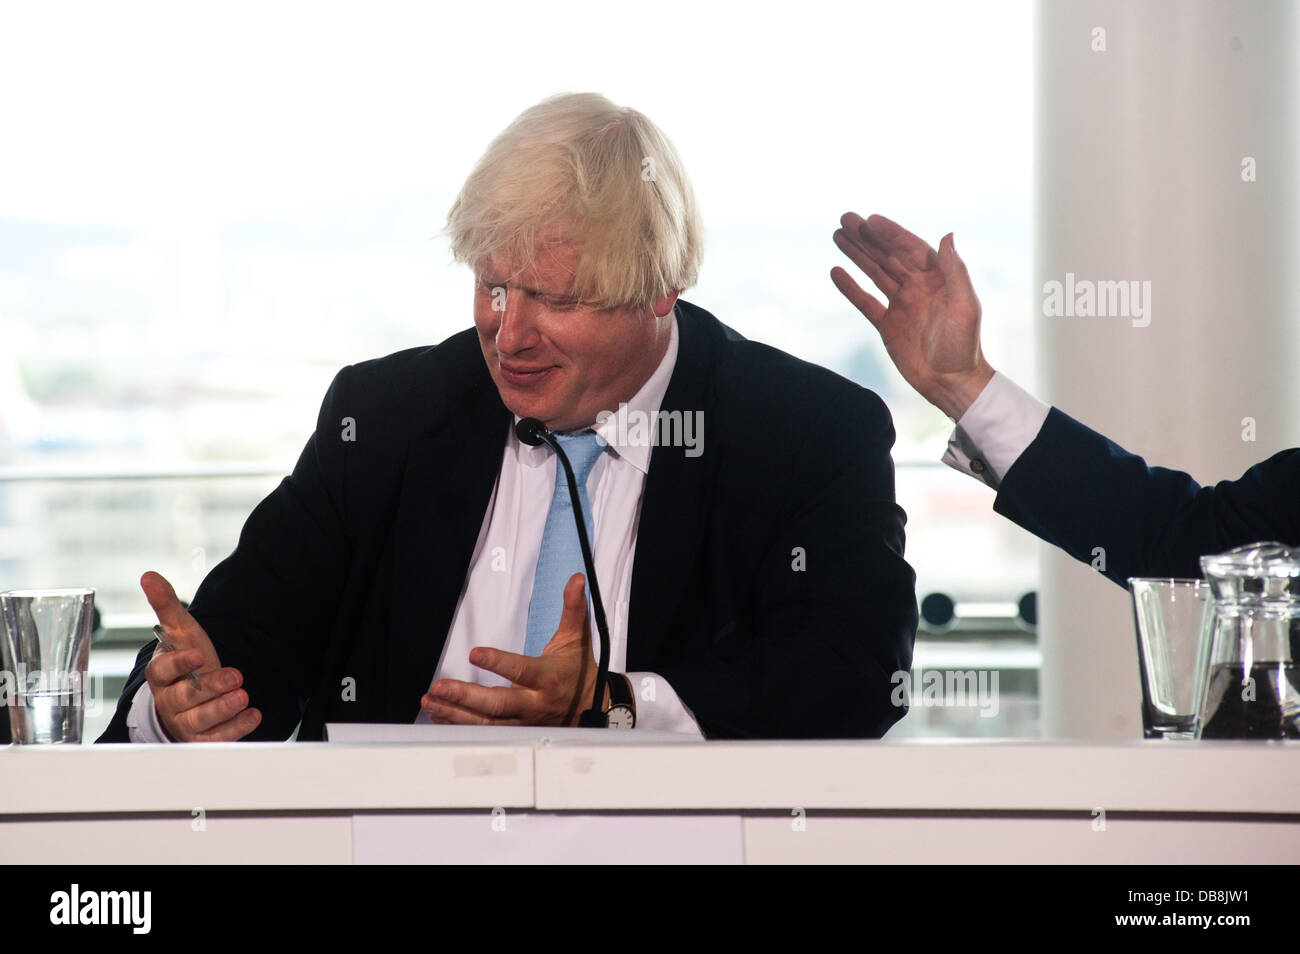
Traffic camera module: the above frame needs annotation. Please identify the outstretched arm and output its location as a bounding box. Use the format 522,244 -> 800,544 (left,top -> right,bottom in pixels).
995,408 -> 1300,586
831,210 -> 1300,584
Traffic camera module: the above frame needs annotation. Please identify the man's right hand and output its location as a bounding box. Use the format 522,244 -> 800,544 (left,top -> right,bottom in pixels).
141,571 -> 262,742
831,211 -> 995,421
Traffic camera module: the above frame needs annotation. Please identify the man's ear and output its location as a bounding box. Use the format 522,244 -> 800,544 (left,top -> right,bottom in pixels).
651,289 -> 680,318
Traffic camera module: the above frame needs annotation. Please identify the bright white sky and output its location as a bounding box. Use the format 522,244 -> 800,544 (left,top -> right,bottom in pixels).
0,0 -> 1031,227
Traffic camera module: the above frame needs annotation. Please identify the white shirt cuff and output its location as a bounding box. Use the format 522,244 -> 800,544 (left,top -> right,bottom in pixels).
940,371 -> 1050,490
626,672 -> 705,737
126,682 -> 174,743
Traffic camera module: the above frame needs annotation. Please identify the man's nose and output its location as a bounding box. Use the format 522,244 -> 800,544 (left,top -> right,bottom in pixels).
494,287 -> 538,354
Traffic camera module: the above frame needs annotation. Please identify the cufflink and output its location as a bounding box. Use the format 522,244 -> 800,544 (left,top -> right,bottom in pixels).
970,458 -> 987,474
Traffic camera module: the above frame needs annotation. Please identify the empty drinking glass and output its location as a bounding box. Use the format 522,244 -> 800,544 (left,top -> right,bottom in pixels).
1128,578 -> 1212,739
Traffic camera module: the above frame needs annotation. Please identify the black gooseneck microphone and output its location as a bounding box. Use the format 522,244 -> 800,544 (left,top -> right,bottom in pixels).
515,417 -> 611,728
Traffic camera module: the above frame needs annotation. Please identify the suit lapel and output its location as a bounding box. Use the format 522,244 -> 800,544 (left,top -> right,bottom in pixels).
626,302 -> 720,670
385,361 -> 510,722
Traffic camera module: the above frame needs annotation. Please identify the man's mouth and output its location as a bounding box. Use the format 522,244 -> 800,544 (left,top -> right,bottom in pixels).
499,361 -> 557,388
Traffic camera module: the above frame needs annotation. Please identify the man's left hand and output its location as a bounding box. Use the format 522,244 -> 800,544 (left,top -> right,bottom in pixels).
421,573 -> 604,726
831,211 -> 993,421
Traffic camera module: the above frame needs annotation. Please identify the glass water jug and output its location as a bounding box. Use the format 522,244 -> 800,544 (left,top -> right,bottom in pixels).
1197,542 -> 1300,739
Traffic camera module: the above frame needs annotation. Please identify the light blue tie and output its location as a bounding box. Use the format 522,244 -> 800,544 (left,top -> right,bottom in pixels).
524,430 -> 607,656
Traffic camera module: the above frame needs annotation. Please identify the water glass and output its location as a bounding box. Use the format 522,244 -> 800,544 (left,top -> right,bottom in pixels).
1128,578 -> 1212,739
1,588 -> 96,744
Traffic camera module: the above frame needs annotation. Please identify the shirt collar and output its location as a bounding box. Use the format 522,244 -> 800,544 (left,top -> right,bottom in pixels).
509,310 -> 679,476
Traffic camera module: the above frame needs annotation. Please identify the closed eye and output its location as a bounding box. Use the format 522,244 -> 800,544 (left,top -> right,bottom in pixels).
477,279 -> 581,309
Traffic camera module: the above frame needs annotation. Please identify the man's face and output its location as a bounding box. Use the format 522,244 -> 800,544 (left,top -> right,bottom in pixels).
473,240 -> 675,432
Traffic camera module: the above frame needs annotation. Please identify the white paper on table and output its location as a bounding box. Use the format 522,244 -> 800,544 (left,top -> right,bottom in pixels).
323,723 -> 704,744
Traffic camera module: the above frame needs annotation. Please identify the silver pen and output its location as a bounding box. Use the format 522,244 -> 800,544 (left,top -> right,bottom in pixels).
154,624 -> 203,690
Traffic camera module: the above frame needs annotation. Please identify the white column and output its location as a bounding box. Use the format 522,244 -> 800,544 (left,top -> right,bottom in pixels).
1034,0 -> 1299,737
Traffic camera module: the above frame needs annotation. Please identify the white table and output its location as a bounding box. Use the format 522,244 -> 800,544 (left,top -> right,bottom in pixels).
2,740 -> 1297,863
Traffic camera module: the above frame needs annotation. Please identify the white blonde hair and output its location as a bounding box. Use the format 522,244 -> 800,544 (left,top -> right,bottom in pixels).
443,92 -> 703,312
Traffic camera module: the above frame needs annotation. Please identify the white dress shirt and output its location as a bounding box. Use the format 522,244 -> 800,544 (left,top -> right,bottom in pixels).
128,314 -> 703,741
940,371 -> 1051,489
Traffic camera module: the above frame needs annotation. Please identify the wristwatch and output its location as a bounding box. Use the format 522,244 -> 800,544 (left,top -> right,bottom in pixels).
604,672 -> 636,728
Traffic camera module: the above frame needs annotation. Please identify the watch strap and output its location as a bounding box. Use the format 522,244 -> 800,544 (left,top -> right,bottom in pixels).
606,671 -> 635,724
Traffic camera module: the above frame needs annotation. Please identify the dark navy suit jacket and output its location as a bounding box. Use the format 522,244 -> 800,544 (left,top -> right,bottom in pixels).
993,407 -> 1300,588
96,299 -> 918,742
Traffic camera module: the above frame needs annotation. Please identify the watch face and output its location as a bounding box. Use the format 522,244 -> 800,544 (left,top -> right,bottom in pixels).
607,704 -> 635,729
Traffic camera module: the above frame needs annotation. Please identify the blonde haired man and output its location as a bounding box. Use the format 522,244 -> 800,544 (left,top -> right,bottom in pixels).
101,94 -> 917,742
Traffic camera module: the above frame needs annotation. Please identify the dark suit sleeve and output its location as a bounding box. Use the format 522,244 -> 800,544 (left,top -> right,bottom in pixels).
656,389 -> 918,739
993,407 -> 1300,588
97,366 -> 356,742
